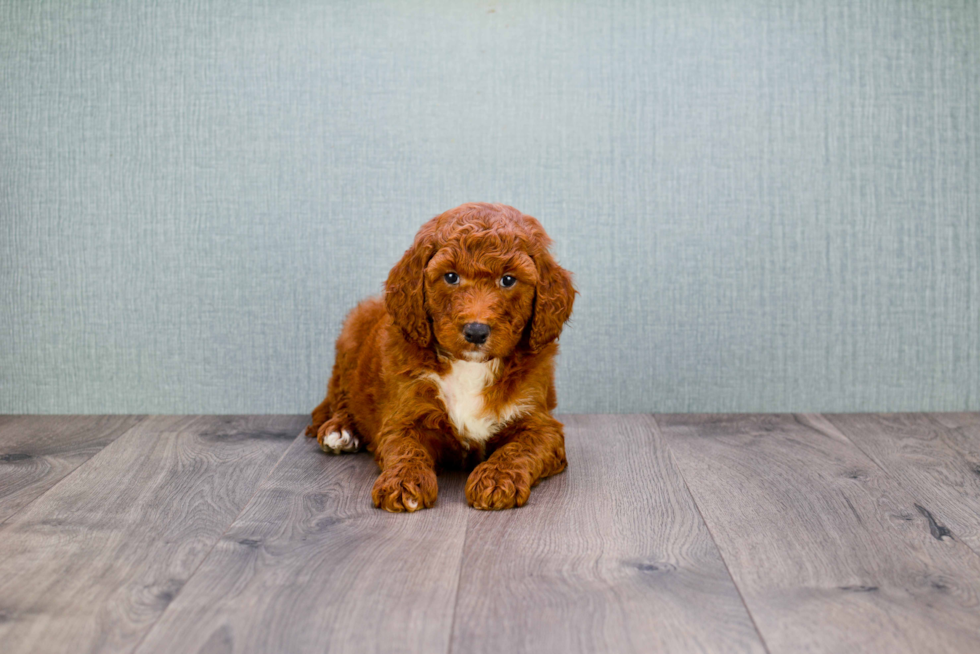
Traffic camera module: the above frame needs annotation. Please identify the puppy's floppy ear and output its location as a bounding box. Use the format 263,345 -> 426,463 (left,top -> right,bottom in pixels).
385,222 -> 438,348
525,219 -> 576,351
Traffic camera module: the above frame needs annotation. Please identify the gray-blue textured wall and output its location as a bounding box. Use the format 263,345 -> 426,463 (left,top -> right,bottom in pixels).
2,1 -> 978,414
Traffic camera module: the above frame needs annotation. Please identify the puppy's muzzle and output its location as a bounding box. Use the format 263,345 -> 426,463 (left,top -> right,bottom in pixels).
463,322 -> 491,345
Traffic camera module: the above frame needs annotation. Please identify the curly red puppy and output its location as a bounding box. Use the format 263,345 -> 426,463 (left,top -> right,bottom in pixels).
306,203 -> 575,512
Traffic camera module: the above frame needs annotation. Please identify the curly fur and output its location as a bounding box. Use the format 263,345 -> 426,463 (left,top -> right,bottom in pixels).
306,203 -> 576,512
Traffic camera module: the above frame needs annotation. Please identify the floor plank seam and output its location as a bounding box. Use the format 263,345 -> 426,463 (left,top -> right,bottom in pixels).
126,427 -> 307,654
0,415 -> 149,529
825,413 -> 980,566
649,414 -> 774,654
444,502 -> 475,654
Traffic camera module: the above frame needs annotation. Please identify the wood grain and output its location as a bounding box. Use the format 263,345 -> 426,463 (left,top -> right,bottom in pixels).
657,413 -> 980,653
4,413 -> 980,654
134,434 -> 471,654
449,414 -> 766,654
0,415 -> 305,654
0,415 -> 144,524
928,413 -> 980,465
825,413 -> 980,553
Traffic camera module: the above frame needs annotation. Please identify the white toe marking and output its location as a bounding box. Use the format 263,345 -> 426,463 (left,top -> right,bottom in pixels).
325,431 -> 342,448
322,428 -> 360,454
404,497 -> 418,511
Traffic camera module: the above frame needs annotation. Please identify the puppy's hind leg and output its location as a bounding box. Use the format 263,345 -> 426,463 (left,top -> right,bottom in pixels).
317,412 -> 362,454
314,385 -> 361,454
307,351 -> 362,453
309,392 -> 360,454
306,394 -> 333,439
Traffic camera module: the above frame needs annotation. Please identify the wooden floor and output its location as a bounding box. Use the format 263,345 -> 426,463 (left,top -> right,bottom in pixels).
1,414 -> 979,653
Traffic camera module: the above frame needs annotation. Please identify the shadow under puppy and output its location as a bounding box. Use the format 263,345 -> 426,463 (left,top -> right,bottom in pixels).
307,203 -> 576,512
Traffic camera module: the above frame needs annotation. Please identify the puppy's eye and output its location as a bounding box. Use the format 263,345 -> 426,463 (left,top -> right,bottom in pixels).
443,272 -> 460,285
500,275 -> 517,288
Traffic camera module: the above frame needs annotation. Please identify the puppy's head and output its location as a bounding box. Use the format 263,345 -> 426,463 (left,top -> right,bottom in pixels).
384,203 -> 575,360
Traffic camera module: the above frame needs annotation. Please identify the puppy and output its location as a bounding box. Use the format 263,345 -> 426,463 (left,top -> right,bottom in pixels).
306,203 -> 575,511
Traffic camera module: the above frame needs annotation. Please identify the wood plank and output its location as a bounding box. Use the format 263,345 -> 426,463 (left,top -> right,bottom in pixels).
0,415 -> 305,654
657,413 -> 980,654
0,415 -> 145,524
929,412 -> 980,437
449,414 -> 766,654
134,432 -> 470,654
928,412 -> 980,464
825,413 -> 980,552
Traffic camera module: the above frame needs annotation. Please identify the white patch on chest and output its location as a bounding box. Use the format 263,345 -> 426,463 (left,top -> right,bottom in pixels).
424,359 -> 529,444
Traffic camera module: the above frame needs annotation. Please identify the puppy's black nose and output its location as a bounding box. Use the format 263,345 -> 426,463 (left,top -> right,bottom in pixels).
463,322 -> 491,345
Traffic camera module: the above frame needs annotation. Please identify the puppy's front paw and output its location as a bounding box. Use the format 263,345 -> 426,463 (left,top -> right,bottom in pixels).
371,465 -> 438,513
466,462 -> 533,510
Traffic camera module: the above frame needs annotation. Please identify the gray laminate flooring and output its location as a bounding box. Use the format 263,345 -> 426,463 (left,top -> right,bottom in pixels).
1,414 -> 978,653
